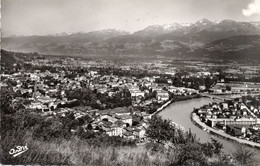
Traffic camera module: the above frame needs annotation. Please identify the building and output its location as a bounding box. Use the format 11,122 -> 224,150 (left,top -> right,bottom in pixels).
156,91 -> 169,101
116,115 -> 133,126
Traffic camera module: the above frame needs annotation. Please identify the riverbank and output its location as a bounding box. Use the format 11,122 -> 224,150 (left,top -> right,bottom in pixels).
152,99 -> 173,116
153,94 -> 202,116
190,112 -> 260,150
151,95 -> 203,131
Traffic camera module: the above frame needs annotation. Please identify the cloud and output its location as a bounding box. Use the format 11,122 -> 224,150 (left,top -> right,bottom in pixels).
242,0 -> 260,16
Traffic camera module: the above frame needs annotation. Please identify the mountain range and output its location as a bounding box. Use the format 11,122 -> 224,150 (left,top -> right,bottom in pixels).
2,19 -> 260,61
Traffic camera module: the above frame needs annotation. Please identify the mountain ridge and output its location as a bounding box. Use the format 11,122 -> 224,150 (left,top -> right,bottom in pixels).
2,19 -> 260,61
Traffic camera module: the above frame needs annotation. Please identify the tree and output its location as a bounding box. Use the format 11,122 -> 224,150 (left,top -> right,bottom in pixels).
13,98 -> 25,111
0,87 -> 15,114
177,143 -> 208,166
233,146 -> 255,165
211,154 -> 234,166
146,115 -> 175,143
226,85 -> 232,91
211,138 -> 223,155
205,76 -> 218,90
33,117 -> 70,141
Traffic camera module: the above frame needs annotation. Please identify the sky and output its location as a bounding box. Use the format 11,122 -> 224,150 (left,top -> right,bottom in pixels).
2,0 -> 260,36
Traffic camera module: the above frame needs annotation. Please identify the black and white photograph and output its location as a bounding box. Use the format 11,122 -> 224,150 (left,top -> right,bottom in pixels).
1,0 -> 260,165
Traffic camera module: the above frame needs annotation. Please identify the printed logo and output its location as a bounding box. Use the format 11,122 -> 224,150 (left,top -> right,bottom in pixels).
9,143 -> 28,157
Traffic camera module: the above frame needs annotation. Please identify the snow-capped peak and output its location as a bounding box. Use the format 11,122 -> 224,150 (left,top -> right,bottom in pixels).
163,24 -> 173,30
99,29 -> 126,33
88,29 -> 130,35
53,32 -> 75,36
179,23 -> 192,27
194,18 -> 214,26
162,23 -> 182,30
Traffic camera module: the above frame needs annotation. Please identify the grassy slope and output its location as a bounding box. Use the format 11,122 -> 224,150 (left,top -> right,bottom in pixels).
4,130 -> 259,166
2,131 -> 176,166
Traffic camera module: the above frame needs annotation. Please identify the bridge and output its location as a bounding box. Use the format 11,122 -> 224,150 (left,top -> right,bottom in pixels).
201,94 -> 238,101
201,93 -> 260,101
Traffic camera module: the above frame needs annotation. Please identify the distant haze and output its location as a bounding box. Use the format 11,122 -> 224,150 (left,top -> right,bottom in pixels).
2,0 -> 260,37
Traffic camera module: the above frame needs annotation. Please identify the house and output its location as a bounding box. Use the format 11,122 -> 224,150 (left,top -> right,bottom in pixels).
148,84 -> 161,92
109,123 -> 123,136
116,115 -> 133,126
168,86 -> 178,93
167,79 -> 172,84
205,112 -> 212,118
130,90 -> 145,98
197,108 -> 207,114
114,120 -> 127,128
238,103 -> 248,110
123,131 -> 135,139
133,127 -> 146,139
156,91 -> 169,101
100,107 -> 131,116
220,102 -> 228,110
199,86 -> 206,91
100,121 -> 115,136
100,113 -> 117,123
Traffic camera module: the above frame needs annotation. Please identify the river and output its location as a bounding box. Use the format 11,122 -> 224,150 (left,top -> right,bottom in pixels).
158,97 -> 259,155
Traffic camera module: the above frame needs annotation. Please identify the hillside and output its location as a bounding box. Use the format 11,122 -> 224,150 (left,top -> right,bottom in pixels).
1,49 -> 39,73
1,49 -> 38,63
194,35 -> 260,61
1,49 -> 18,64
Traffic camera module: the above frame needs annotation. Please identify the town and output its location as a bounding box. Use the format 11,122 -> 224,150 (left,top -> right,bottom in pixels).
194,95 -> 260,144
1,50 -> 260,143
1,48 -> 260,166
1,59 -> 200,141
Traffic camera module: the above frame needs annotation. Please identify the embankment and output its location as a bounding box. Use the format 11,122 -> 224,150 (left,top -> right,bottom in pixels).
190,112 -> 260,150
153,94 -> 202,116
